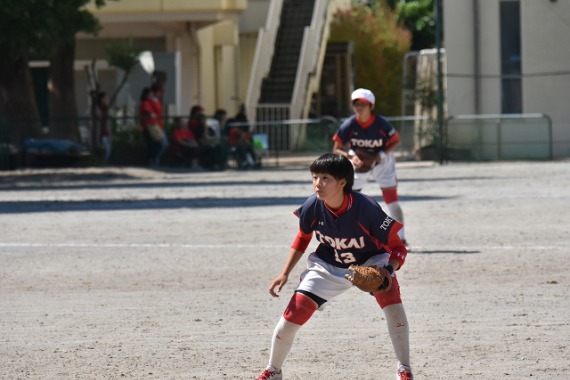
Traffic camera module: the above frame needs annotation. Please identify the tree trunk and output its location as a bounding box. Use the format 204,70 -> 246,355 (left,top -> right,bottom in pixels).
48,40 -> 80,141
0,51 -> 42,149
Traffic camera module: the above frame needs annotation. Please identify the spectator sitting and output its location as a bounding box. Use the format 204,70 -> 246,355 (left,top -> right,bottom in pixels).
188,105 -> 225,171
171,117 -> 199,167
225,111 -> 260,169
188,105 -> 206,142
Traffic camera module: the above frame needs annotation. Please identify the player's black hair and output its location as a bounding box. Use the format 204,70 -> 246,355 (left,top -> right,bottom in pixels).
310,153 -> 354,194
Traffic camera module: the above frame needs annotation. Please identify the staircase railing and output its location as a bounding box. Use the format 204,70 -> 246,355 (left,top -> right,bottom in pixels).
245,0 -> 283,123
289,0 -> 328,121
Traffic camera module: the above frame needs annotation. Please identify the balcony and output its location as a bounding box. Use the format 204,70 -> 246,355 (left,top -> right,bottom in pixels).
86,0 -> 247,22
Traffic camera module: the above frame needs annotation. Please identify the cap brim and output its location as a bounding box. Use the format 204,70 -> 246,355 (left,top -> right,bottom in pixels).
352,97 -> 373,104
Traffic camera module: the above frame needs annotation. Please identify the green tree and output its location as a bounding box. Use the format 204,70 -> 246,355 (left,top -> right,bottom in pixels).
48,1 -> 104,141
330,2 -> 411,116
366,1 -> 436,50
86,37 -> 143,147
104,38 -> 143,108
0,0 -> 106,147
395,0 -> 435,50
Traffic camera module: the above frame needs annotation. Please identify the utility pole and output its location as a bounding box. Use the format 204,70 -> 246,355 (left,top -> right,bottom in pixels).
435,0 -> 444,164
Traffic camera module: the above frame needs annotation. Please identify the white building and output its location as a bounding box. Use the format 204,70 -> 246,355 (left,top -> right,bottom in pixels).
444,0 -> 570,158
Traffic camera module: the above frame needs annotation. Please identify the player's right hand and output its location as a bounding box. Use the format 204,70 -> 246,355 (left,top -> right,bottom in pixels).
268,274 -> 288,297
351,154 -> 364,169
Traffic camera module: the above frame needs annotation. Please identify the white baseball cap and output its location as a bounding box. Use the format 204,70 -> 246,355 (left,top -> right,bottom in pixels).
351,88 -> 375,105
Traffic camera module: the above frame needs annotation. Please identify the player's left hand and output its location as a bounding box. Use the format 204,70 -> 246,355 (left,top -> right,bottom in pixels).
352,148 -> 379,173
345,265 -> 393,293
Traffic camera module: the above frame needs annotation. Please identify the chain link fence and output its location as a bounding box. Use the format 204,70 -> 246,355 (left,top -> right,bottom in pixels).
0,113 -> 553,170
444,113 -> 552,161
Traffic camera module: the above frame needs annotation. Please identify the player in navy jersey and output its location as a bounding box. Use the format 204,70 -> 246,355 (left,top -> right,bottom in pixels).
255,153 -> 414,380
332,88 -> 408,247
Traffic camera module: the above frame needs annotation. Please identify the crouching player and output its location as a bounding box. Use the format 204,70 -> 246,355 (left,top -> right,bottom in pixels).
255,153 -> 413,380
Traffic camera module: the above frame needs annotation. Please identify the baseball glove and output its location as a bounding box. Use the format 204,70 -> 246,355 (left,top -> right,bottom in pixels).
352,148 -> 379,173
345,265 -> 392,293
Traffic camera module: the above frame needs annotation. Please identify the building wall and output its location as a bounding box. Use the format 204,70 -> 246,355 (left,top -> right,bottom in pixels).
79,0 -> 249,118
444,0 -> 570,157
196,20 -> 240,115
238,32 -> 259,115
522,0 -> 570,157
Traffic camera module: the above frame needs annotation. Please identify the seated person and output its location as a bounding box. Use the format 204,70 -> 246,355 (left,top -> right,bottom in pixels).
225,120 -> 260,169
188,105 -> 206,142
226,110 -> 260,168
188,105 -> 225,171
199,117 -> 226,170
171,117 -> 199,167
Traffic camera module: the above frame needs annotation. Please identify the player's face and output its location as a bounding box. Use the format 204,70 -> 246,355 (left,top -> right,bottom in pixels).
312,172 -> 346,204
352,101 -> 372,119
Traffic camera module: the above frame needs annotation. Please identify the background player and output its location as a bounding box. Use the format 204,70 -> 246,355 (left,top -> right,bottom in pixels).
255,153 -> 413,380
332,88 -> 408,246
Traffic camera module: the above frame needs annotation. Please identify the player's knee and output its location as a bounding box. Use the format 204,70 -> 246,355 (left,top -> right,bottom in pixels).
283,292 -> 319,325
373,277 -> 402,309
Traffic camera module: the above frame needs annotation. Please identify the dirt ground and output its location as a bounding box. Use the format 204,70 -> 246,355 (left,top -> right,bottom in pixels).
0,158 -> 569,379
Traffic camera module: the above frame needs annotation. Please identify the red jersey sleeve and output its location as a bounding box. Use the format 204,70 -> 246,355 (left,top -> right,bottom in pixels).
291,228 -> 313,253
385,129 -> 400,149
332,133 -> 344,146
387,227 -> 407,269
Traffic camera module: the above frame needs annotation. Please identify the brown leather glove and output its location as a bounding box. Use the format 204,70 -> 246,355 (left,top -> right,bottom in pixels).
345,264 -> 393,293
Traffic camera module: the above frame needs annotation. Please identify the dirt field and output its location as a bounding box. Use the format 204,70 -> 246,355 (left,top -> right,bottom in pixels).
1,158 -> 569,379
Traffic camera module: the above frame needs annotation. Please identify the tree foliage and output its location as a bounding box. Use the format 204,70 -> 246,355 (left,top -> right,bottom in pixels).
0,0 -> 106,145
330,2 -> 411,116
358,0 -> 435,50
104,38 -> 143,107
395,0 -> 434,50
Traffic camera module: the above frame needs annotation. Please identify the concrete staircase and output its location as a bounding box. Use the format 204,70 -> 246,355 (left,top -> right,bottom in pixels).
258,0 -> 316,106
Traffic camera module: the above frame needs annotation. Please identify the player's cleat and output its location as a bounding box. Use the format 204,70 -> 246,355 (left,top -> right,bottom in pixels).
397,364 -> 414,380
255,366 -> 282,380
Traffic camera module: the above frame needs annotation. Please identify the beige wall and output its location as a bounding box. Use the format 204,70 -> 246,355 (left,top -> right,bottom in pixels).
79,0 -> 249,118
521,0 -> 570,156
86,0 -> 247,17
238,32 -> 259,115
444,0 -> 570,157
196,21 -> 241,115
239,0 -> 271,33
444,0 -> 501,115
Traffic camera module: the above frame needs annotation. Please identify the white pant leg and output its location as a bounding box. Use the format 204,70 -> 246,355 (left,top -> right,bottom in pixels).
371,152 -> 398,188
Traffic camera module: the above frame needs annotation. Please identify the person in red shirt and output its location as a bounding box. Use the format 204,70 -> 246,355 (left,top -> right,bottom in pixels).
139,85 -> 168,166
171,117 -> 199,167
225,111 -> 260,169
96,91 -> 111,162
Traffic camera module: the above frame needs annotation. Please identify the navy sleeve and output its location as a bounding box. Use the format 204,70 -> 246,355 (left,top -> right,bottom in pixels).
294,195 -> 319,234
333,116 -> 356,145
360,194 -> 402,245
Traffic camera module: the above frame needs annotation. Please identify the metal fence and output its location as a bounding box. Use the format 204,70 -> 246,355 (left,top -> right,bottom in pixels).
445,113 -> 552,161
0,113 -> 554,170
0,114 -> 437,169
0,118 -> 13,170
240,115 -> 435,160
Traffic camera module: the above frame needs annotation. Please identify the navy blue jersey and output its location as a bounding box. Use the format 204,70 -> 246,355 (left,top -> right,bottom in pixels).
333,114 -> 399,154
294,191 -> 402,268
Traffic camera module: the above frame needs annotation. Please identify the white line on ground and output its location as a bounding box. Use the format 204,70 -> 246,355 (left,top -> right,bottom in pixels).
0,243 -> 566,250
